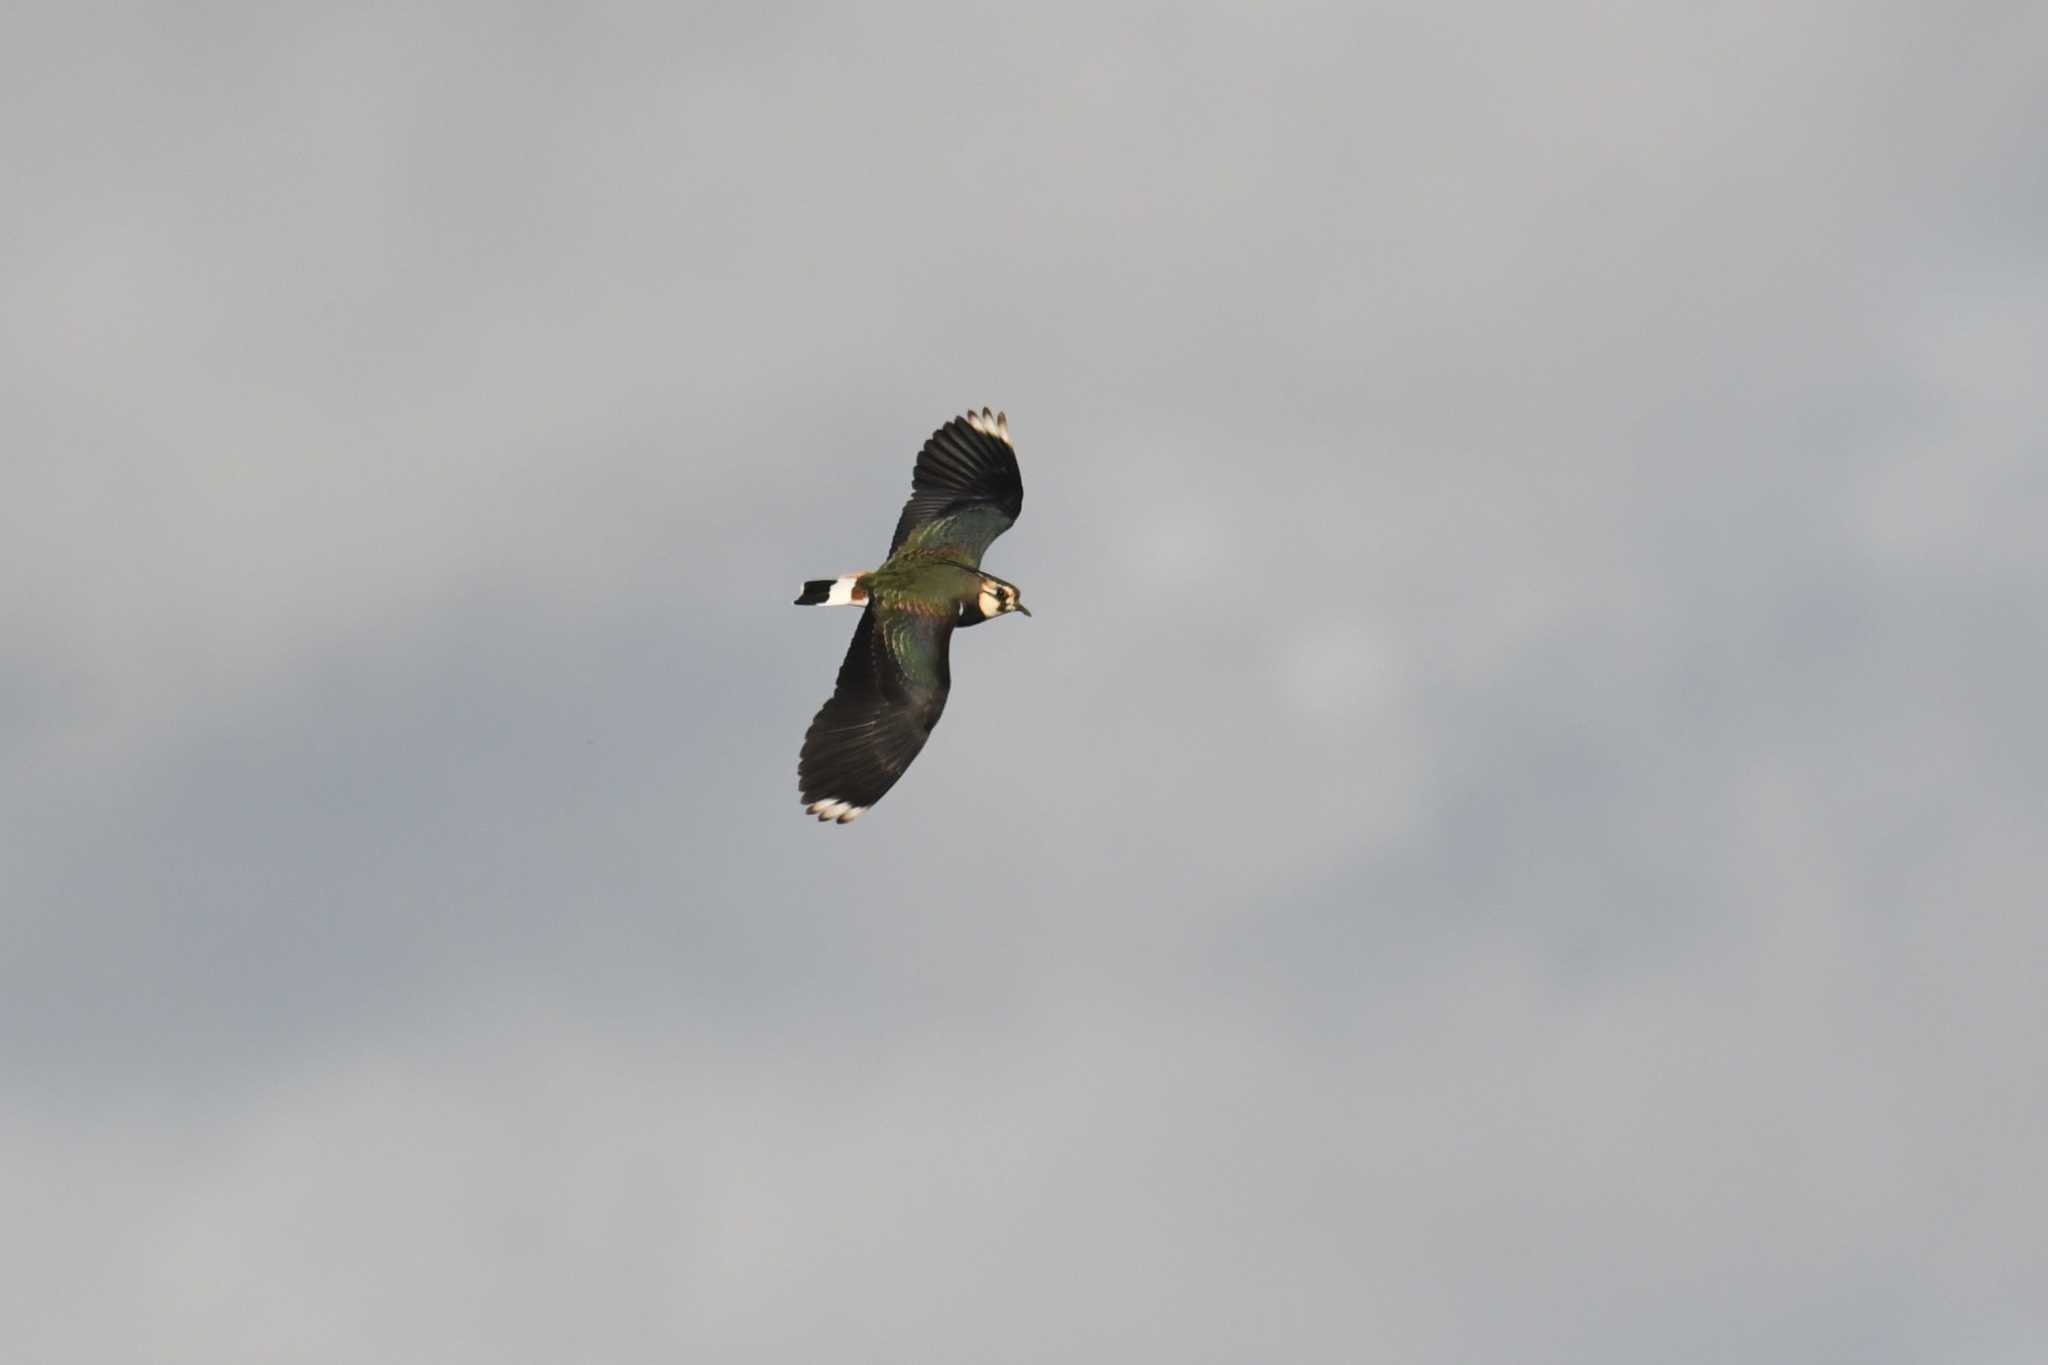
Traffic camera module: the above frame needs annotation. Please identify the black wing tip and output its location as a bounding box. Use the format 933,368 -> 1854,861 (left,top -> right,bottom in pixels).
795,579 -> 834,605
797,714 -> 902,813
898,408 -> 1024,525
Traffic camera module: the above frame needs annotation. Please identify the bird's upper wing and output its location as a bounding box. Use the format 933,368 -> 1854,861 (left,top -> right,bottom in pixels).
798,604 -> 955,821
887,408 -> 1024,567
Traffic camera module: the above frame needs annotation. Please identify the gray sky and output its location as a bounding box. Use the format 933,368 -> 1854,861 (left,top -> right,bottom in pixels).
5,2 -> 2044,1360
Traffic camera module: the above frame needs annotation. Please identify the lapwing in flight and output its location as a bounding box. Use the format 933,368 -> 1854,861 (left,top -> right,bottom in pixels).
794,408 -> 1029,824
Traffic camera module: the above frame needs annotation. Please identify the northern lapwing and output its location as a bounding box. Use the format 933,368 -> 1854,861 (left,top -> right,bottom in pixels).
793,408 -> 1029,824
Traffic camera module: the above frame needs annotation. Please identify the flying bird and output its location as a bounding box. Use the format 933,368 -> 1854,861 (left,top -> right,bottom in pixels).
793,408 -> 1029,824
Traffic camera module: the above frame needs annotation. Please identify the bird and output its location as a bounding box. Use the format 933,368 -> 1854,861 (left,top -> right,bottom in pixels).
793,407 -> 1030,824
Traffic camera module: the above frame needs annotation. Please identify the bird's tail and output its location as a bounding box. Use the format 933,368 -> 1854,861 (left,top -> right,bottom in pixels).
794,573 -> 870,606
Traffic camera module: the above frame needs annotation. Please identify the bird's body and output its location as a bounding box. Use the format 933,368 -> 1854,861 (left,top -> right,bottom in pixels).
793,408 -> 1029,824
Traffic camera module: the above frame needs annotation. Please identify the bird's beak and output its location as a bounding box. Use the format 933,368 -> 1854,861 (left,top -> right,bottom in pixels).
1018,604 -> 1032,617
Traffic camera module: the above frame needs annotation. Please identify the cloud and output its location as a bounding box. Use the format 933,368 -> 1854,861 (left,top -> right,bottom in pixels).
4,1 -> 2043,1360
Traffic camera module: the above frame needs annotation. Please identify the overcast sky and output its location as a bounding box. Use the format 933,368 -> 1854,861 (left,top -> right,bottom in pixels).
4,2 -> 2045,1361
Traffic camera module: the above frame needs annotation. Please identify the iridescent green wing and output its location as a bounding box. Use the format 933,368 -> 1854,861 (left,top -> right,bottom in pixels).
887,408 -> 1024,568
798,604 -> 955,821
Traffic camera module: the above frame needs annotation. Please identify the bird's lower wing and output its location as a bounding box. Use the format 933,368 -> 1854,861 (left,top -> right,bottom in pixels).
798,607 -> 954,821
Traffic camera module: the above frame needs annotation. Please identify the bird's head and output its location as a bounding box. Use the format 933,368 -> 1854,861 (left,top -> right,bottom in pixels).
977,575 -> 1031,620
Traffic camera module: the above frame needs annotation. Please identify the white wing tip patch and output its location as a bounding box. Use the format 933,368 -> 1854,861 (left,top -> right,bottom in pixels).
966,407 -> 1010,443
807,799 -> 868,824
